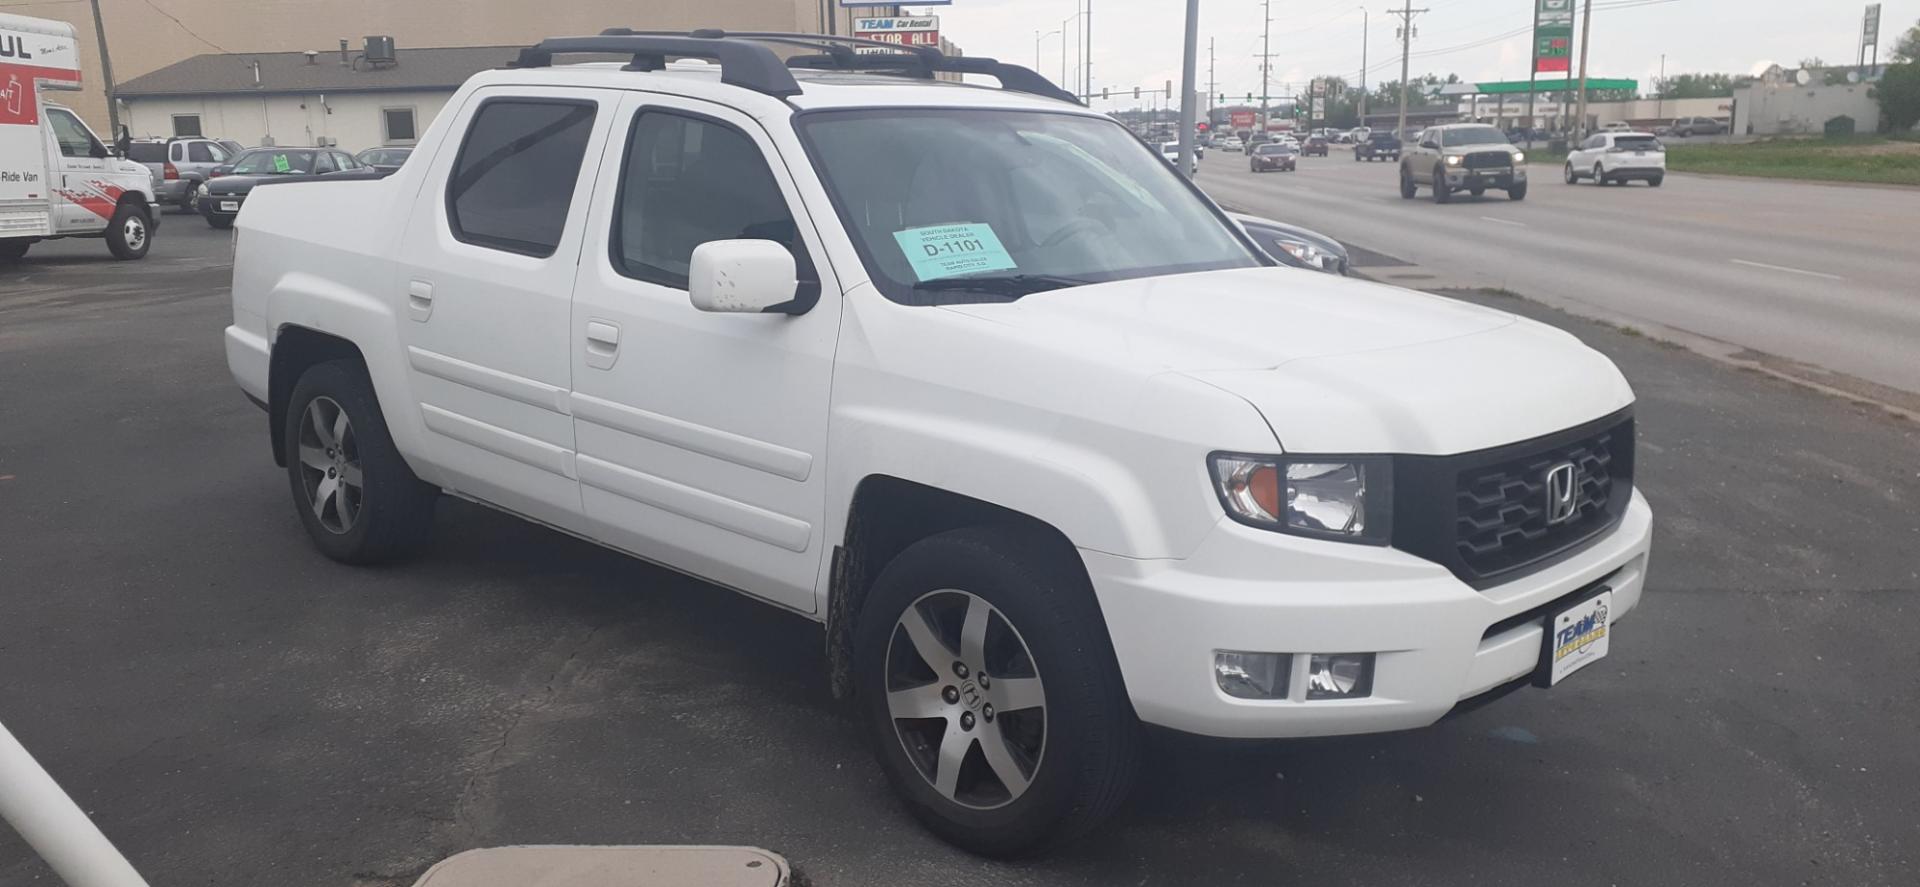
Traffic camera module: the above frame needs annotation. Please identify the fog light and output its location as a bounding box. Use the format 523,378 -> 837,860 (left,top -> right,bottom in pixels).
1306,653 -> 1374,700
1215,651 -> 1290,700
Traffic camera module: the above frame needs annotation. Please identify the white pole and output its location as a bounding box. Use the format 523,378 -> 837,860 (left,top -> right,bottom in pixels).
1177,0 -> 1201,178
0,720 -> 150,887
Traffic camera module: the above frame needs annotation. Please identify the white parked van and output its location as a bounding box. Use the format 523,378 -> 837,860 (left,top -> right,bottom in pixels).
1,13 -> 156,262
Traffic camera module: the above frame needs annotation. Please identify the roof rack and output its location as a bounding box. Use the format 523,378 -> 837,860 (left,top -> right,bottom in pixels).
509,30 -> 1080,105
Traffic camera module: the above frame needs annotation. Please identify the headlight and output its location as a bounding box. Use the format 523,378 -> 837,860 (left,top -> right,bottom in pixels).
1208,455 -> 1392,544
1445,155 -> 1463,166
197,183 -> 209,196
1269,236 -> 1337,273
1513,151 -> 1527,164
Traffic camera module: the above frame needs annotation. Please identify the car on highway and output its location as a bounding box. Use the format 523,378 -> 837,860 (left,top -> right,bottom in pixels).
198,147 -> 371,228
354,146 -> 414,177
1302,134 -> 1329,156
1564,131 -> 1665,187
1218,135 -> 1244,151
1244,131 -> 1270,153
1399,123 -> 1528,202
1249,141 -> 1298,172
1354,130 -> 1400,161
1229,211 -> 1349,274
224,30 -> 1651,857
1665,116 -> 1725,137
1159,141 -> 1199,175
1599,122 -> 1634,134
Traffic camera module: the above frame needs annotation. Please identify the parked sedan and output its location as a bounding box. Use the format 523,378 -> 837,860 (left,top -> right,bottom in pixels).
1230,212 -> 1350,275
1249,141 -> 1298,172
199,148 -> 370,228
353,146 -> 413,177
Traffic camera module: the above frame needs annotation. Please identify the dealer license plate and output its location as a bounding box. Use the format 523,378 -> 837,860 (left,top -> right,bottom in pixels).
1541,587 -> 1612,686
220,201 -> 239,212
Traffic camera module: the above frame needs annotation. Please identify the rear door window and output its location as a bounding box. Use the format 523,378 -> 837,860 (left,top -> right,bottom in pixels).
446,98 -> 598,258
187,142 -> 217,162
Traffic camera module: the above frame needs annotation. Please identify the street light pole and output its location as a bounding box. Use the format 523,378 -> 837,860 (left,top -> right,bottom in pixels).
1259,0 -> 1273,126
1393,0 -> 1428,140
1358,6 -> 1370,126
1035,29 -> 1059,73
1573,0 -> 1595,139
1178,0 -> 1201,178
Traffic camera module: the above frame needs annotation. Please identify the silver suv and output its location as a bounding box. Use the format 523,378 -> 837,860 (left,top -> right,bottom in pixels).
1398,123 -> 1528,203
127,137 -> 244,212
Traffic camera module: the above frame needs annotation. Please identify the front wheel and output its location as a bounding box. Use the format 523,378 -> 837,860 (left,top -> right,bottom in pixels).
1509,182 -> 1528,201
205,214 -> 233,230
1432,168 -> 1452,204
284,360 -> 437,564
105,203 -> 151,260
0,240 -> 28,263
1563,163 -> 1578,184
1399,166 -> 1417,199
855,526 -> 1141,857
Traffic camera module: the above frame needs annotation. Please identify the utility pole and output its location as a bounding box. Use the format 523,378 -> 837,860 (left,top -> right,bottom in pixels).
1358,6 -> 1370,126
86,0 -> 121,137
1390,1 -> 1427,141
1658,53 -> 1666,121
1178,0 -> 1201,178
1085,0 -> 1094,103
1207,37 -> 1218,111
1573,0 -> 1594,139
1524,3 -> 1539,149
1259,0 -> 1274,126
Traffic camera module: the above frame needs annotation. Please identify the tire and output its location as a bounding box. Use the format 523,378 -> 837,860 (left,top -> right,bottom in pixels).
1563,163 -> 1578,184
0,240 -> 28,262
1432,167 -> 1452,204
206,214 -> 233,230
1649,175 -> 1664,188
1469,186 -> 1486,197
1593,163 -> 1609,186
1509,182 -> 1528,201
105,203 -> 151,260
283,359 -> 437,564
1399,165 -> 1417,199
854,526 -> 1141,858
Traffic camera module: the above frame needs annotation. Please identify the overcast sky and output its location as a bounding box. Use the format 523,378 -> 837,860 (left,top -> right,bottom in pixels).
901,0 -> 1916,110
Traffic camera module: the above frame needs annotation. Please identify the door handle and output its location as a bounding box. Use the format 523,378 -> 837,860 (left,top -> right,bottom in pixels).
584,320 -> 620,370
406,280 -> 433,322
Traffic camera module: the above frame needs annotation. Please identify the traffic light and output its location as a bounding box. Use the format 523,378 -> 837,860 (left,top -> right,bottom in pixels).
1164,80 -> 1172,97
1102,87 -> 1109,100
1133,86 -> 1140,99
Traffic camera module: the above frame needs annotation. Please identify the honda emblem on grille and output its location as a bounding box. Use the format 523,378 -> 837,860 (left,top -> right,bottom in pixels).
1544,462 -> 1579,525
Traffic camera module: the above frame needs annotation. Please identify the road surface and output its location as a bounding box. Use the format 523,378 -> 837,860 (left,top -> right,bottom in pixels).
1202,147 -> 1920,395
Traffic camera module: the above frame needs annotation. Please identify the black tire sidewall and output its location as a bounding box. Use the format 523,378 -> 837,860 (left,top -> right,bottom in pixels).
106,204 -> 151,260
854,527 -> 1137,857
282,359 -> 433,564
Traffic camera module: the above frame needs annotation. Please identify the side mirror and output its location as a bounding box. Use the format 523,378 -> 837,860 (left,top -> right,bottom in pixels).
688,240 -> 798,314
1421,140 -> 1440,150
113,126 -> 132,158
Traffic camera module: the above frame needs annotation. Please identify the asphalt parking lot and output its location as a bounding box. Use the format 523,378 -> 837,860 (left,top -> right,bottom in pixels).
2,220 -> 1917,886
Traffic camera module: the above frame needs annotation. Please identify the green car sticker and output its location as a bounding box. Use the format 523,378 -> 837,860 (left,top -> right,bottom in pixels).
273,154 -> 291,173
892,223 -> 1018,282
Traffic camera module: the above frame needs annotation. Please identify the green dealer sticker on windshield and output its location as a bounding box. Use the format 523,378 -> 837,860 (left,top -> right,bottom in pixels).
272,154 -> 291,173
893,223 -> 1017,281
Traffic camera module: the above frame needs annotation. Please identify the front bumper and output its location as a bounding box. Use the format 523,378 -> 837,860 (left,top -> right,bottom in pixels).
200,194 -> 245,218
1085,490 -> 1651,739
1445,166 -> 1527,188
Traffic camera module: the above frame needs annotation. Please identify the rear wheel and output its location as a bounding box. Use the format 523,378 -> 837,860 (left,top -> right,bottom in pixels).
0,240 -> 28,262
284,360 -> 437,564
1593,163 -> 1609,186
105,203 -> 151,260
855,526 -> 1140,857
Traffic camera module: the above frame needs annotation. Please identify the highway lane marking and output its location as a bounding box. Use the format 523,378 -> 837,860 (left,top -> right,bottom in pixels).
1478,216 -> 1526,227
1728,259 -> 1846,281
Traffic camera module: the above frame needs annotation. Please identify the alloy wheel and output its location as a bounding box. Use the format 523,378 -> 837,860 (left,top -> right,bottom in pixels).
885,589 -> 1047,810
296,396 -> 363,534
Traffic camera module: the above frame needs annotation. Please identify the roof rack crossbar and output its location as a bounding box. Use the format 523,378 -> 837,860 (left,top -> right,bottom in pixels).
510,33 -> 801,97
511,30 -> 1080,105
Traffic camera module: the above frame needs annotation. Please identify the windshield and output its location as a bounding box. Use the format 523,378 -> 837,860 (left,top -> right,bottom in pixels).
230,150 -> 316,175
796,109 -> 1264,305
1442,127 -> 1511,147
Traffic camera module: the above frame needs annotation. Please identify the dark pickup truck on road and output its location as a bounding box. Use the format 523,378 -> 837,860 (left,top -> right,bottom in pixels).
1355,131 -> 1402,162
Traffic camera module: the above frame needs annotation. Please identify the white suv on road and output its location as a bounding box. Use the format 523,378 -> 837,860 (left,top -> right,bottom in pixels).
223,31 -> 1652,856
1565,131 -> 1667,187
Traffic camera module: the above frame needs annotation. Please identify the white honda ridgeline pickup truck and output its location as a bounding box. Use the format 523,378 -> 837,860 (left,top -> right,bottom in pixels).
224,32 -> 1651,856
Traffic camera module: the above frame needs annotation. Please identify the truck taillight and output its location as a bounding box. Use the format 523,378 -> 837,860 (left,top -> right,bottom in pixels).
163,161 -> 179,180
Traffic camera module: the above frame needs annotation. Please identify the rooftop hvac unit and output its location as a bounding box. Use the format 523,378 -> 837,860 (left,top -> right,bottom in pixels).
364,35 -> 396,65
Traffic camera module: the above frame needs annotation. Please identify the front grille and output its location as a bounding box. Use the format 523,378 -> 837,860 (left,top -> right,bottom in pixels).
1393,410 -> 1634,589
1463,150 -> 1511,169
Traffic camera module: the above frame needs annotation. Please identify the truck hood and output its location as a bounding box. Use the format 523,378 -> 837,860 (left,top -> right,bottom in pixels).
940,267 -> 1634,454
938,266 -> 1514,373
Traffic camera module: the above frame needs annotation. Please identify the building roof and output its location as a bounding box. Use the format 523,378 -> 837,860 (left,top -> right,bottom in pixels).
116,44 -> 518,98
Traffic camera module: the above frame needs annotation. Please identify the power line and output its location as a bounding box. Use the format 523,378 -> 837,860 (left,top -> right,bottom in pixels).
140,0 -> 228,53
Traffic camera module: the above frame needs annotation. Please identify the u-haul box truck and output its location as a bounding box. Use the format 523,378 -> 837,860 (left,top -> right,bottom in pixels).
2,12 -> 155,262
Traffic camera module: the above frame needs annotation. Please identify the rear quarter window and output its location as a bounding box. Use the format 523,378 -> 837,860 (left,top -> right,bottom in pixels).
127,143 -> 167,163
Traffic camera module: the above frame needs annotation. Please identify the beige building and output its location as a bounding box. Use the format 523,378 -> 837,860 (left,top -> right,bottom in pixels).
7,0 -> 908,132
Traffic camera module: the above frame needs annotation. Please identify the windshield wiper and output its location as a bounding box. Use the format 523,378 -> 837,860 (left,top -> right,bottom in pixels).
911,274 -> 1093,298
